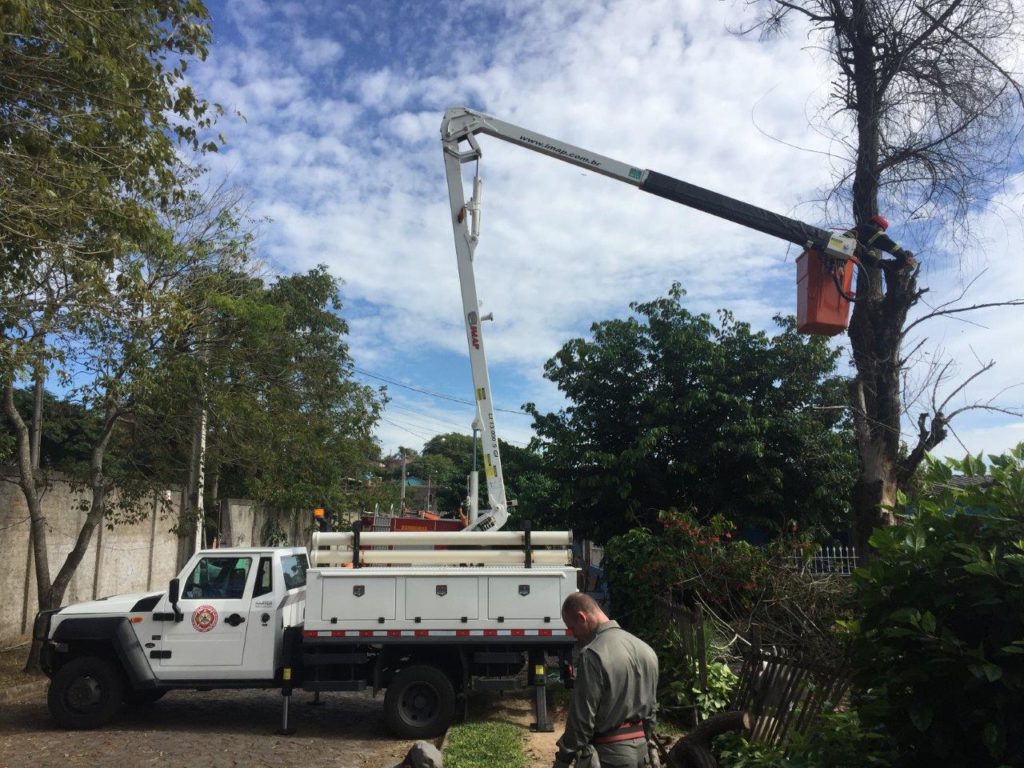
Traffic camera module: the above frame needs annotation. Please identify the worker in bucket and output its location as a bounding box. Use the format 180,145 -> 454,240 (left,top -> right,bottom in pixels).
851,214 -> 916,269
553,593 -> 659,768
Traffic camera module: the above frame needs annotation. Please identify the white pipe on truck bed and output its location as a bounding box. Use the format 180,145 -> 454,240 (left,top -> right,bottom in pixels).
313,530 -> 571,547
311,548 -> 572,567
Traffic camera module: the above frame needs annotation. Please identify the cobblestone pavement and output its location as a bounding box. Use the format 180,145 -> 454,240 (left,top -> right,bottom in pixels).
0,686 -> 412,768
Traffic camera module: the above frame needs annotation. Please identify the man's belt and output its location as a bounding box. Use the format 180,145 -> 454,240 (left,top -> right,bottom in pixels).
594,719 -> 646,744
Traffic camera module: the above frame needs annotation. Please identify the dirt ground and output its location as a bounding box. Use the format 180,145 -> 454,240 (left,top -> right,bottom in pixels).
0,683 -> 416,768
0,642 -> 567,768
0,641 -> 41,691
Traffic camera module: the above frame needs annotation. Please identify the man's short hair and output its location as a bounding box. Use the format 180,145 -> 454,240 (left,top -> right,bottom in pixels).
561,591 -> 601,617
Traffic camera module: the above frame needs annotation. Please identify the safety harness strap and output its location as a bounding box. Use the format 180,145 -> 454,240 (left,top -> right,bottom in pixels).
594,720 -> 646,744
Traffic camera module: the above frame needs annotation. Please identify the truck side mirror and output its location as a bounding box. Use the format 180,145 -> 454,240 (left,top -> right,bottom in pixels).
169,578 -> 184,622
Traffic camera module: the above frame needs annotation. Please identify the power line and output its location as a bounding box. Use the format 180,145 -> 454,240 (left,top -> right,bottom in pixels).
382,406 -> 531,448
354,366 -> 531,417
379,416 -> 436,442
388,403 -> 475,432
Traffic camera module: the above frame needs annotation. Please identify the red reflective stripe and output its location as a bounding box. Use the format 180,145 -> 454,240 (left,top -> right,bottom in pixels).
309,626 -> 574,636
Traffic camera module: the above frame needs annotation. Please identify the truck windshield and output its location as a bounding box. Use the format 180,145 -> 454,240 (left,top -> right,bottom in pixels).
281,554 -> 308,590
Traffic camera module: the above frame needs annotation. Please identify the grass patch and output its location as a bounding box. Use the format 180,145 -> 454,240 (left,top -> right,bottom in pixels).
444,720 -> 526,768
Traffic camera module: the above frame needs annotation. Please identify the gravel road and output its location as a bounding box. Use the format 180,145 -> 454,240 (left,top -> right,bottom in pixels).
0,686 -> 413,768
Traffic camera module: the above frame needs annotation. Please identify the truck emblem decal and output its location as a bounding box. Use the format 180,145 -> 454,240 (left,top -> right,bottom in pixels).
436,585 -> 447,597
468,311 -> 480,349
518,585 -> 531,596
191,605 -> 219,633
353,585 -> 365,597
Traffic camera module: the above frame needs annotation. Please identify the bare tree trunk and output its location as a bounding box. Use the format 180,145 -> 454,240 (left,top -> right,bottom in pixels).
844,0 -> 920,555
4,380 -> 52,673
30,374 -> 43,470
207,463 -> 220,545
47,409 -> 119,608
176,405 -> 208,559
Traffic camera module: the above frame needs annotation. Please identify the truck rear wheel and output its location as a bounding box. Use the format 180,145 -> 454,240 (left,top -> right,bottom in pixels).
383,664 -> 456,739
48,656 -> 126,729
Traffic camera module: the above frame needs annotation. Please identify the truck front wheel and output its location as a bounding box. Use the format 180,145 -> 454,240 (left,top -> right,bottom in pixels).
48,656 -> 126,729
383,664 -> 456,739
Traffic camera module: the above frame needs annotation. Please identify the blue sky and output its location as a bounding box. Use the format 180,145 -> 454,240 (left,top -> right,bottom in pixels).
193,0 -> 1024,460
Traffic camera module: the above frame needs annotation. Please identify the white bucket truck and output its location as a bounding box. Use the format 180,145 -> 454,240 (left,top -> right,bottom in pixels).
35,528 -> 576,737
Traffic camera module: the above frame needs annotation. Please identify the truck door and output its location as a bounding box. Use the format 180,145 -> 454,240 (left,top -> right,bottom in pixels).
158,554 -> 254,674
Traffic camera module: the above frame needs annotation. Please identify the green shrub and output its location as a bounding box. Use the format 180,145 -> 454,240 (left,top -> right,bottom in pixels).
713,711 -> 893,768
603,509 -> 851,657
849,447 -> 1024,767
604,509 -> 850,726
714,732 -> 788,768
664,658 -> 738,720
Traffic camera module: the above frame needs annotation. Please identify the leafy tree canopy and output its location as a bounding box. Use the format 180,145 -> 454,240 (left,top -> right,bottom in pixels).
130,265 -> 384,514
1,0 -> 222,282
417,432 -> 552,523
527,284 -> 857,542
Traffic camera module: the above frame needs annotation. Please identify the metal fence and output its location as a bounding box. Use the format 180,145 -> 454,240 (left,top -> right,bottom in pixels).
787,545 -> 858,576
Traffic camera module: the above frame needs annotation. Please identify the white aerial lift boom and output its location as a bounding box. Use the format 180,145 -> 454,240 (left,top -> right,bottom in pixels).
442,106 -> 858,533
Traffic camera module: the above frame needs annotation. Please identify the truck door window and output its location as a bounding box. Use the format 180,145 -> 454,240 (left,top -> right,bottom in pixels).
281,554 -> 308,590
183,556 -> 253,599
253,556 -> 273,598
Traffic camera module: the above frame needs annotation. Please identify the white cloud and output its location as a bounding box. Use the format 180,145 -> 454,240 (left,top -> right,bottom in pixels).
193,0 -> 1024,458
296,37 -> 345,69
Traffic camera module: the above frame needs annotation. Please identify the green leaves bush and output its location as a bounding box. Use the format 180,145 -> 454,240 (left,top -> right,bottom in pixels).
850,447 -> 1024,767
604,509 -> 851,656
604,509 -> 851,725
714,711 -> 893,768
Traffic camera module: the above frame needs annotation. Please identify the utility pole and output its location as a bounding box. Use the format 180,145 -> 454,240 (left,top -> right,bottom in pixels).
399,453 -> 407,512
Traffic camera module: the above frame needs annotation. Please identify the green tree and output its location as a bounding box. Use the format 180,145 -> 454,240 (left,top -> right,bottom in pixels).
743,0 -> 1024,554
128,266 -> 384,539
1,0 -> 221,283
420,432 -> 554,523
527,285 -> 856,542
2,0 -> 226,672
3,180 -> 253,671
6,221 -> 212,626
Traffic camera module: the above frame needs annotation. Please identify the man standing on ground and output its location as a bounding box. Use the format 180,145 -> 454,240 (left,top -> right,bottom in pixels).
553,593 -> 659,768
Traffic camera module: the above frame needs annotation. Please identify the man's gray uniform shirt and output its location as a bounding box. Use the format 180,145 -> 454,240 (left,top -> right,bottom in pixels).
557,620 -> 659,767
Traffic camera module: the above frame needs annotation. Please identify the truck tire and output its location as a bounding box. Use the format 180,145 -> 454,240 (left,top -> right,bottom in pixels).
383,664 -> 456,739
48,656 -> 126,730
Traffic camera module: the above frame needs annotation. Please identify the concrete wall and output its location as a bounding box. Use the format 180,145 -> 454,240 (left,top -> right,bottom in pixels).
217,499 -> 308,550
1,477 -> 309,646
0,476 -> 188,644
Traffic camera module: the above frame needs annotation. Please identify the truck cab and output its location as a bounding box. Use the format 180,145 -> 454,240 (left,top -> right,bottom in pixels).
150,546 -> 307,680
36,547 -> 307,728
